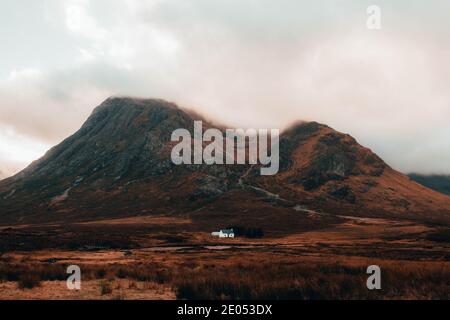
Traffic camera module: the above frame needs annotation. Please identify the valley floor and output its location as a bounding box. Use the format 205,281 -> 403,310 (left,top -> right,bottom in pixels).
0,214 -> 448,299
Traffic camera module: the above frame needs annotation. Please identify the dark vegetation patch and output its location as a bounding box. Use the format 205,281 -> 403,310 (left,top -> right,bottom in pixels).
226,226 -> 264,238
0,223 -> 192,252
152,233 -> 189,243
17,273 -> 41,289
327,185 -> 356,203
426,228 -> 450,243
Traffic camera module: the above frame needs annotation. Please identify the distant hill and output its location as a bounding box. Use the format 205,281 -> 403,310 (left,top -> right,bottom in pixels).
408,174 -> 450,196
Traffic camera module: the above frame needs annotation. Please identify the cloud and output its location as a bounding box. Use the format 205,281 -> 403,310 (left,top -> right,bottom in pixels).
0,0 -> 449,177
0,124 -> 50,166
64,0 -> 108,40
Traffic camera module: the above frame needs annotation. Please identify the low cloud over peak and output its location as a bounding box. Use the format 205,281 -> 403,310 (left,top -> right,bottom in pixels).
0,0 -> 449,177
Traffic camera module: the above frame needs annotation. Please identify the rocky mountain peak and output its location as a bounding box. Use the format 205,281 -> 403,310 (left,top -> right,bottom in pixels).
0,97 -> 449,225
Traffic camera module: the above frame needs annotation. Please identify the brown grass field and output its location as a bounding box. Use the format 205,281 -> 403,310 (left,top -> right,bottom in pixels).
0,214 -> 448,300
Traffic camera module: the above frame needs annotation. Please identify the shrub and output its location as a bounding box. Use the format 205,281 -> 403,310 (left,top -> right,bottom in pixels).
99,280 -> 113,295
96,268 -> 107,278
17,274 -> 41,289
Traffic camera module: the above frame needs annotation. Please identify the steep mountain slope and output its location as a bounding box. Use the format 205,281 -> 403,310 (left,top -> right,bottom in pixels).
0,97 -> 449,226
252,122 -> 450,222
0,97 -> 243,224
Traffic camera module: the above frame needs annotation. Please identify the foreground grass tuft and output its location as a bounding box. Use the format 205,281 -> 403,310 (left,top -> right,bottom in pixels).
99,280 -> 113,295
17,274 -> 41,289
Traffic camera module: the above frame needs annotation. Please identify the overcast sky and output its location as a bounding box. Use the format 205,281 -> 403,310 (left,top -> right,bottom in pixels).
1,0 -> 449,178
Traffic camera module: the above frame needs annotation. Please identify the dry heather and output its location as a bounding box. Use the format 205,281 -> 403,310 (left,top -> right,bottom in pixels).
0,257 -> 448,300
172,261 -> 449,300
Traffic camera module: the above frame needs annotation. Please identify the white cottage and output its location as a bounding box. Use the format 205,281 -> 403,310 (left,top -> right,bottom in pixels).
211,229 -> 235,238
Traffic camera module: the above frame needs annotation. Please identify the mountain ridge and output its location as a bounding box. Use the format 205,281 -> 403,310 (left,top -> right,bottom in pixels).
0,97 -> 449,226
408,173 -> 450,196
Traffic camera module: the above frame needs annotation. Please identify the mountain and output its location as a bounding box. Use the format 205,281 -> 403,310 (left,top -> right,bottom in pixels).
0,97 -> 449,226
249,122 -> 450,224
408,174 -> 450,196
0,97 -> 244,224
